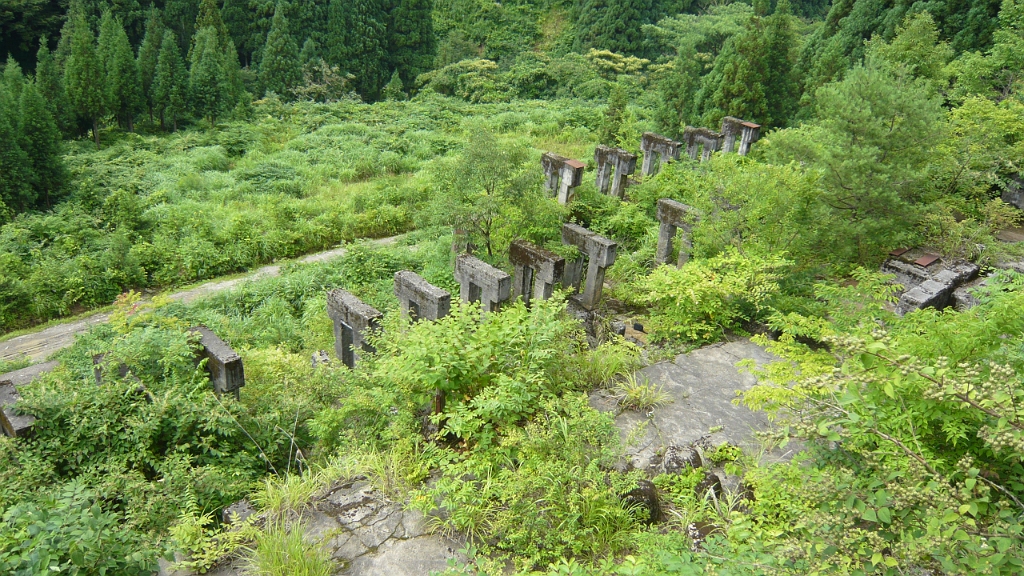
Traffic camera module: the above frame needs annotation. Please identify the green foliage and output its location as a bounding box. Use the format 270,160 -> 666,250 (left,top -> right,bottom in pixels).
327,0 -> 388,100
137,6 -> 163,123
387,0 -> 436,88
16,81 -> 69,209
382,70 -> 407,101
0,482 -> 158,575
260,4 -> 302,99
612,373 -> 672,412
153,30 -> 188,130
623,248 -> 791,344
99,10 -> 143,131
190,26 -> 233,123
64,11 -> 105,145
247,520 -> 333,576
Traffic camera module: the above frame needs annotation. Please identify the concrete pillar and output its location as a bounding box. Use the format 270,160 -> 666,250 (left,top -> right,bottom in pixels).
454,254 -> 512,314
655,198 -> 697,268
561,223 -> 617,309
394,271 -> 451,322
509,240 -> 565,306
327,289 -> 382,368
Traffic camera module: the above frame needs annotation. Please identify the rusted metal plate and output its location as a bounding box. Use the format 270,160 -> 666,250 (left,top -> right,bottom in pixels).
565,159 -> 585,169
889,248 -> 909,257
741,121 -> 761,128
914,254 -> 939,267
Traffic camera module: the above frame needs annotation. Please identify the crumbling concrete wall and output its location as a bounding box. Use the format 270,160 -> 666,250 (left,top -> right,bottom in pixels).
454,254 -> 512,313
683,127 -> 725,162
327,289 -> 383,368
880,254 -> 979,315
541,153 -> 585,204
190,326 -> 246,397
561,223 -> 617,309
720,117 -> 760,156
394,271 -> 451,322
594,145 -> 637,198
0,361 -> 58,438
640,132 -> 682,177
509,240 -> 565,306
655,198 -> 698,267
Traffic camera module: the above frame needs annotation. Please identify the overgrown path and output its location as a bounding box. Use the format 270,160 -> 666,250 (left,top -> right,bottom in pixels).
0,238 -> 399,363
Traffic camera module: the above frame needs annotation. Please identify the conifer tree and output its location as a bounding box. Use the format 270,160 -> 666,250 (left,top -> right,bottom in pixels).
574,0 -> 655,56
599,84 -> 629,146
18,83 -> 67,208
65,12 -> 105,147
0,91 -> 33,213
97,10 -> 118,76
300,37 -> 321,71
190,0 -> 233,61
760,0 -> 799,127
382,70 -> 406,100
154,30 -> 188,130
3,56 -> 26,103
190,27 -> 231,123
387,0 -> 436,87
259,3 -> 301,97
102,15 -> 144,131
327,0 -> 388,100
137,5 -> 164,124
35,38 -> 75,137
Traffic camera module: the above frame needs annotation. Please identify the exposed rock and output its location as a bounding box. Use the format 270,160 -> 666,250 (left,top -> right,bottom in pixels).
695,471 -> 722,500
346,535 -> 463,576
221,500 -> 255,524
621,480 -> 661,524
662,445 -> 703,475
880,252 -> 979,315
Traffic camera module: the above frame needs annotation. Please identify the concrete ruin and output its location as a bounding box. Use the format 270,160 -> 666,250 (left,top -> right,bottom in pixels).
327,289 -> 383,369
541,152 -> 586,205
0,361 -> 58,438
190,326 -> 246,398
880,250 -> 980,315
640,132 -> 682,177
561,223 -> 617,309
594,145 -> 637,198
655,199 -> 698,267
508,240 -> 565,306
394,271 -> 451,322
720,117 -> 761,156
453,254 -> 512,313
683,127 -> 725,162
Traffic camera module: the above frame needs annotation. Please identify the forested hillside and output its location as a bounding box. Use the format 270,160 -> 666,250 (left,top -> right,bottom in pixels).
2,0 -> 1024,573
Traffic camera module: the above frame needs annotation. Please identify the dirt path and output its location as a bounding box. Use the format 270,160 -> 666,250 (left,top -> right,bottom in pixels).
0,241 -> 395,363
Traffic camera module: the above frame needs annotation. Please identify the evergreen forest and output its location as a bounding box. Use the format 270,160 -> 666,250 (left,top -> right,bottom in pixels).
2,0 -> 1024,573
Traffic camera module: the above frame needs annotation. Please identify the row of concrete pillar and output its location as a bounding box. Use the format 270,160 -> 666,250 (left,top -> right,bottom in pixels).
542,117 -> 761,203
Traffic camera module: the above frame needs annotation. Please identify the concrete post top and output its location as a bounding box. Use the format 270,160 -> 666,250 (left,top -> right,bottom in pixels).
561,223 -> 617,267
561,159 -> 585,186
188,326 -> 242,363
641,132 -> 682,152
394,271 -> 450,301
594,145 -> 637,164
541,152 -> 569,173
509,240 -> 566,276
454,254 -> 512,284
327,289 -> 383,330
657,198 -> 697,228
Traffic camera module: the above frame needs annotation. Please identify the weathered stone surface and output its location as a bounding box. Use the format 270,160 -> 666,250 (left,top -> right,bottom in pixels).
0,381 -> 34,437
542,152 -> 585,204
594,145 -> 637,198
312,350 -> 331,367
640,132 -> 683,177
221,500 -> 255,524
621,480 -> 661,524
189,326 -> 245,396
327,289 -> 383,368
720,117 -> 760,156
662,445 -> 703,475
561,223 -> 617,309
509,240 -> 565,305
590,339 -> 799,472
695,471 -> 723,499
92,353 -> 132,383
655,198 -> 698,267
346,535 -> 464,576
453,254 -> 512,313
881,254 -> 979,315
394,271 -> 451,321
1001,175 -> 1024,210
953,275 -> 990,311
683,127 -> 724,162
0,361 -> 59,387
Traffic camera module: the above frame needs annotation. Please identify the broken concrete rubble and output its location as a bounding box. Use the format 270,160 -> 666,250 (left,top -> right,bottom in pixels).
327,289 -> 383,369
880,251 -> 979,315
541,152 -> 585,204
594,145 -> 637,198
393,271 -> 451,322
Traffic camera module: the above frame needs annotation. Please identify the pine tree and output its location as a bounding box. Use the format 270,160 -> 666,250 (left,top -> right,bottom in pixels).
300,37 -> 321,71
190,27 -> 231,123
259,3 -> 301,97
97,10 -> 118,77
18,83 -> 68,208
154,30 -> 188,130
65,12 -> 105,147
187,0 -> 244,109
327,0 -> 388,100
760,0 -> 799,127
387,0 -> 436,87
0,90 -> 33,212
137,5 -> 164,124
3,56 -> 26,103
101,15 -> 144,131
189,0 -> 232,61
574,0 -> 655,56
382,70 -> 406,100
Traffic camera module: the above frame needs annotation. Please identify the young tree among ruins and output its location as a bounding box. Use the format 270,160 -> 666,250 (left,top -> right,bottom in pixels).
259,3 -> 302,97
